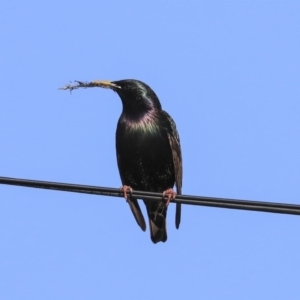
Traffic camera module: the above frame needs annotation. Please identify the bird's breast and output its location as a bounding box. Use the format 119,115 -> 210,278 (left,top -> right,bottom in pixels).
115,116 -> 175,192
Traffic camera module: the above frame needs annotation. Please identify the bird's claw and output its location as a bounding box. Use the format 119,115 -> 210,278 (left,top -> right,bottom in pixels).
120,185 -> 133,201
163,188 -> 176,206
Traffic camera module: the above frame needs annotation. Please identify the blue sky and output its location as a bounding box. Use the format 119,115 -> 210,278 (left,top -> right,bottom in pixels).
1,1 -> 300,299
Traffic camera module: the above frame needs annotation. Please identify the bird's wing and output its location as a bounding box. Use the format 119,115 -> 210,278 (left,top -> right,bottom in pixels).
126,196 -> 147,231
116,153 -> 146,231
162,111 -> 183,229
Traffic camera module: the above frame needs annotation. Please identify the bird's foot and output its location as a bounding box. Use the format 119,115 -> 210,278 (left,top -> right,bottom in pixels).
163,188 -> 176,206
120,185 -> 133,201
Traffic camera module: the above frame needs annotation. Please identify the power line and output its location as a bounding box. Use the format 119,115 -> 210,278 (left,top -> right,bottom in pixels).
0,176 -> 300,216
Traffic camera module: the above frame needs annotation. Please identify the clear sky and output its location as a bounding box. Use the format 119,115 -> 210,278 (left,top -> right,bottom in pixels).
1,1 -> 300,299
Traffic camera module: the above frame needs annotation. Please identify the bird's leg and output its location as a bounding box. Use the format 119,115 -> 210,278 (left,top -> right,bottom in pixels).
120,185 -> 133,201
163,188 -> 177,206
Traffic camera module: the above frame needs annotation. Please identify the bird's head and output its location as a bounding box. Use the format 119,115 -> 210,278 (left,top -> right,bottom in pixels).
95,79 -> 162,114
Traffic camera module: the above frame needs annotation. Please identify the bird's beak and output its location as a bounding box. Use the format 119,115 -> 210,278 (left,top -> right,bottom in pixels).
91,80 -> 121,90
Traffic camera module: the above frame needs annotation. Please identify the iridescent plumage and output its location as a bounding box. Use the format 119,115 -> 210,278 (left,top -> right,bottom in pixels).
101,79 -> 182,243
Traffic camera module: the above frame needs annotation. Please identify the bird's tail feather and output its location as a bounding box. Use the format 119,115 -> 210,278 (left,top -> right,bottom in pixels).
145,200 -> 167,243
127,197 -> 146,231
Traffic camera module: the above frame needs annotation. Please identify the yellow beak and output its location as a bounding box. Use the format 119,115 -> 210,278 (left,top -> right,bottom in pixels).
91,80 -> 121,89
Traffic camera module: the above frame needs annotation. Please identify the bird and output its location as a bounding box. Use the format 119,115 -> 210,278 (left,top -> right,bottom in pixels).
97,79 -> 182,243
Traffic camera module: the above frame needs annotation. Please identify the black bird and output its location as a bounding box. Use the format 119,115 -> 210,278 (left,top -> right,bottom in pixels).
98,79 -> 182,243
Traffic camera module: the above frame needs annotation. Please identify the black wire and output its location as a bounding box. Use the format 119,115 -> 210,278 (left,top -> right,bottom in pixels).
0,176 -> 300,216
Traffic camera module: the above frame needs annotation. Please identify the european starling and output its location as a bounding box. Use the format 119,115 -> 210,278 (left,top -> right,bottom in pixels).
98,79 -> 182,243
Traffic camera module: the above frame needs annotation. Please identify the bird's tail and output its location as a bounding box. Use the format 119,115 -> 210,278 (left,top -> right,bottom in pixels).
145,200 -> 167,243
